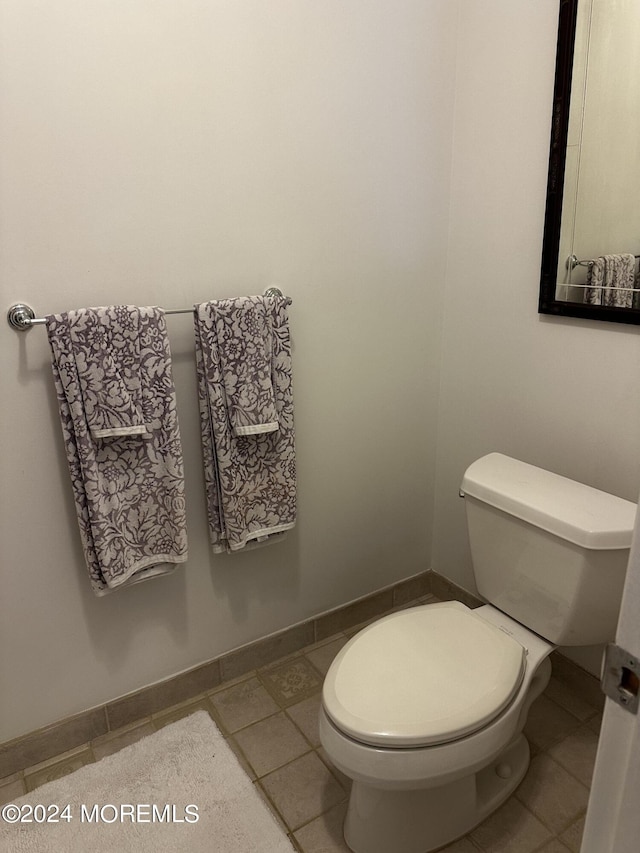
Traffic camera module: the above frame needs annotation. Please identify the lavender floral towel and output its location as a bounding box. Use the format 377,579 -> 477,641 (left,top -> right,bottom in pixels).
584,254 -> 636,307
194,295 -> 296,553
46,307 -> 188,595
214,297 -> 279,436
68,307 -> 149,439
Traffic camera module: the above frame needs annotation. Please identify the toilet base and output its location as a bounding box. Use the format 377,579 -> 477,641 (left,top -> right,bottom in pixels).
343,734 -> 530,853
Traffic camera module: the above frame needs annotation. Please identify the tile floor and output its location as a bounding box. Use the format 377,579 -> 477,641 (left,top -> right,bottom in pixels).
0,594 -> 603,852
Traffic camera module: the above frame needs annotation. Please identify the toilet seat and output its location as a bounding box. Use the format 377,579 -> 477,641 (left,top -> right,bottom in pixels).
322,601 -> 526,748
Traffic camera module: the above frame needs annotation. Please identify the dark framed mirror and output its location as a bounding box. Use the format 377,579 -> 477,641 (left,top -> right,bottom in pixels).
539,0 -> 640,325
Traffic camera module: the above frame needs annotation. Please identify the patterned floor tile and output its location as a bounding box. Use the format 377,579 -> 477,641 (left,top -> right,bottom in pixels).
259,657 -> 323,708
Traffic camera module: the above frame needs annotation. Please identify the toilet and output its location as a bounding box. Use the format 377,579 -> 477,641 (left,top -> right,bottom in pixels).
319,453 -> 636,853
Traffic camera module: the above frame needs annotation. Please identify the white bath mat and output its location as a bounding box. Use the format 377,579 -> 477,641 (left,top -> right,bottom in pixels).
0,711 -> 295,852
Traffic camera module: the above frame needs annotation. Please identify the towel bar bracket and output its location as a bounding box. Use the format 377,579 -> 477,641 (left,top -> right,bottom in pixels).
6,289 -> 289,331
264,287 -> 284,299
7,303 -> 36,331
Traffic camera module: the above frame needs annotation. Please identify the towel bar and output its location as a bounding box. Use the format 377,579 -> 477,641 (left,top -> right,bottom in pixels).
567,253 -> 640,270
6,288 -> 290,331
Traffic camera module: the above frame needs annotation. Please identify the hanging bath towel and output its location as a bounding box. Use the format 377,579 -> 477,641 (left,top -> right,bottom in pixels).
194,294 -> 296,553
46,306 -> 188,595
584,253 -> 636,307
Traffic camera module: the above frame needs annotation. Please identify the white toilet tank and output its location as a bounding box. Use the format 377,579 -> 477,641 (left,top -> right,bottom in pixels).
461,453 -> 637,645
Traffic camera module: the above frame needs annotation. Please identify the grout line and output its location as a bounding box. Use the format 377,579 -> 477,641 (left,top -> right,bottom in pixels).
254,778 -> 290,832
314,747 -> 351,794
289,800 -> 348,841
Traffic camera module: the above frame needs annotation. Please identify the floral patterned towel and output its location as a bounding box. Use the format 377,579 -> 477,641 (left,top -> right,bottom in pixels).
584,253 -> 636,307
46,307 -> 188,595
67,307 -> 149,439
213,297 -> 279,436
194,295 -> 296,553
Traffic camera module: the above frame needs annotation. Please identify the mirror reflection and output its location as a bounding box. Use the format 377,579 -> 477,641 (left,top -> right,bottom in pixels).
539,0 -> 640,323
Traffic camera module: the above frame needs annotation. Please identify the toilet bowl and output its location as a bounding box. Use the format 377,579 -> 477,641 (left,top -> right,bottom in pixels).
320,601 -> 553,853
320,453 -> 636,853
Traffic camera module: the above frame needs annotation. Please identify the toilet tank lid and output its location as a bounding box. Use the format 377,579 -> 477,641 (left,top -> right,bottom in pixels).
461,453 -> 637,550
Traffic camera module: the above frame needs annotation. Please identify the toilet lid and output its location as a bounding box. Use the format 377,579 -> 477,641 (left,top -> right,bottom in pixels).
322,602 -> 525,748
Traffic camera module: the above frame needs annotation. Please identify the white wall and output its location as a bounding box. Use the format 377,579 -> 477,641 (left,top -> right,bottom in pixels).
432,0 -> 640,673
0,0 -> 457,742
